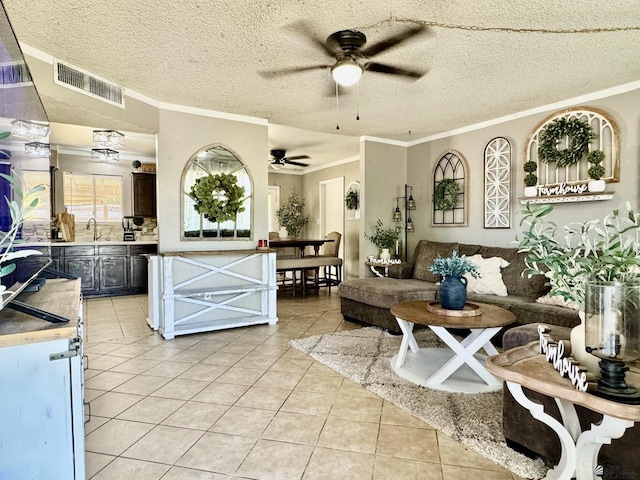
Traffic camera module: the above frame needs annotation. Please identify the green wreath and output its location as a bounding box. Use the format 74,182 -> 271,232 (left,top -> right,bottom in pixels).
190,173 -> 246,223
537,118 -> 596,168
433,178 -> 460,211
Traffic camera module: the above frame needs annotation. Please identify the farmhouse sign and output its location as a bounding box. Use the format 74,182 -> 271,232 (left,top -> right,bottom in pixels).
535,182 -> 588,197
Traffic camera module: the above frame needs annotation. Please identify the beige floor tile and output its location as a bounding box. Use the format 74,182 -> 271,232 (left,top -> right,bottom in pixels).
84,368 -> 103,380
210,406 -> 276,437
108,343 -> 156,358
317,417 -> 379,454
109,357 -> 162,374
215,366 -> 266,385
160,466 -> 230,480
373,456 -> 443,480
85,371 -> 136,391
280,390 -> 337,417
339,378 -> 380,399
377,424 -> 440,462
176,432 -> 256,474
329,394 -> 383,423
233,354 -> 278,370
162,401 -> 229,430
84,415 -> 109,435
150,378 -> 210,400
178,363 -> 229,382
437,433 -> 506,472
306,362 -> 342,376
252,344 -> 289,357
261,411 -> 325,445
84,388 -> 106,403
381,401 -> 432,429
168,348 -> 212,363
122,424 -> 204,464
236,439 -> 313,480
85,419 -> 154,456
186,339 -> 229,353
253,370 -> 305,390
91,457 -> 170,480
234,386 -> 292,411
192,381 -> 250,405
295,374 -> 343,394
144,360 -> 194,377
303,447 -> 375,480
112,374 -> 171,395
84,343 -> 124,355
137,345 -> 183,361
218,342 -> 257,354
200,351 -> 245,366
85,451 -> 114,478
441,465 -> 513,480
270,357 -> 313,373
89,391 -> 144,418
117,396 -> 185,424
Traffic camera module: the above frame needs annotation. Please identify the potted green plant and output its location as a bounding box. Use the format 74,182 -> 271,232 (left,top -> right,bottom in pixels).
365,219 -> 399,261
429,251 -> 479,310
275,191 -> 309,239
523,161 -> 538,197
587,150 -> 606,192
517,201 -> 640,373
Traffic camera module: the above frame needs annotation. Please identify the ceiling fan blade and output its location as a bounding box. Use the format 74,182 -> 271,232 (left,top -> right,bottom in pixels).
258,65 -> 331,78
360,26 -> 428,58
283,155 -> 310,161
285,21 -> 336,58
365,62 -> 426,80
284,159 -> 310,167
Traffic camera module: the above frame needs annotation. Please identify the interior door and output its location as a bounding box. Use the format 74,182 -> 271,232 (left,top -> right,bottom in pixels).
319,177 -> 344,257
267,185 -> 280,233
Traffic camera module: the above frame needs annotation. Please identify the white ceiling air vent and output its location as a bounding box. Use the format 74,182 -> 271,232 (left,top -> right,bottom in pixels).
54,59 -> 124,108
0,61 -> 33,88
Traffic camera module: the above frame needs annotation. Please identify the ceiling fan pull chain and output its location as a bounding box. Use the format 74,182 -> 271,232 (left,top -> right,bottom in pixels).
335,83 -> 340,130
356,82 -> 360,121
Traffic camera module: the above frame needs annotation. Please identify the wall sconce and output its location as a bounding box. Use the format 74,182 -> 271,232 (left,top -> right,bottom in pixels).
25,142 -> 50,157
93,130 -> 125,146
394,184 -> 416,260
11,120 -> 49,139
92,148 -> 119,162
585,281 -> 640,404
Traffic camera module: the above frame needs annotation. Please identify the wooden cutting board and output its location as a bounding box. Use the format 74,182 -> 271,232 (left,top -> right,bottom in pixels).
58,209 -> 75,242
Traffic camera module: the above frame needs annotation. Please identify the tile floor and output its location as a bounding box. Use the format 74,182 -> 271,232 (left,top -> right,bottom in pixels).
83,292 -> 527,480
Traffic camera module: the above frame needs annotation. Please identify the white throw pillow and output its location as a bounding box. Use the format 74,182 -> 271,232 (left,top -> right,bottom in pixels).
535,293 -> 580,311
464,254 -> 510,297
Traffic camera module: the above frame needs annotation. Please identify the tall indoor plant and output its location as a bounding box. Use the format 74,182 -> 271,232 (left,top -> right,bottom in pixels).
518,201 -> 640,373
275,190 -> 309,239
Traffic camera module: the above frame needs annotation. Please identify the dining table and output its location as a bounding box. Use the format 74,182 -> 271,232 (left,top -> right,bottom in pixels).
269,238 -> 334,257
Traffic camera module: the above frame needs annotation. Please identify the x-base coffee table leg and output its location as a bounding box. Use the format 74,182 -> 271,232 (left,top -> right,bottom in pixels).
394,318 -> 420,368
427,326 -> 502,386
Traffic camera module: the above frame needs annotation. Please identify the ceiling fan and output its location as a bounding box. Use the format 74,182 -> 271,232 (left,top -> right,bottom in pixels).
269,149 -> 310,170
259,24 -> 428,86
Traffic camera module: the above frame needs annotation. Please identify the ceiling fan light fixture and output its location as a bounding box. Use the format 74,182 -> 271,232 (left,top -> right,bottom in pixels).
331,58 -> 363,86
270,162 -> 284,171
93,129 -> 125,146
92,148 -> 119,162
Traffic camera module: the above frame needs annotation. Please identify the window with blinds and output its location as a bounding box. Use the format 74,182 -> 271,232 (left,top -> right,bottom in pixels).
63,172 -> 123,222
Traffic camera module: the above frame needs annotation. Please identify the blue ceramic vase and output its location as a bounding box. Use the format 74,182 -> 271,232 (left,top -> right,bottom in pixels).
439,275 -> 468,310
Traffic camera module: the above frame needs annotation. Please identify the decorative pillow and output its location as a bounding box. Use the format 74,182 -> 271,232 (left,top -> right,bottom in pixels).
535,293 -> 580,311
464,254 -> 509,296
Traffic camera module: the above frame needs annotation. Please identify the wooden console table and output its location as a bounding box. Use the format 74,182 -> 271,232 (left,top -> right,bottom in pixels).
487,342 -> 640,480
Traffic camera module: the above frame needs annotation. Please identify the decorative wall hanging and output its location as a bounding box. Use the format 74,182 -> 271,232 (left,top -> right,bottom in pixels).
524,107 -> 619,204
345,181 -> 360,220
432,151 -> 467,226
484,137 -> 511,228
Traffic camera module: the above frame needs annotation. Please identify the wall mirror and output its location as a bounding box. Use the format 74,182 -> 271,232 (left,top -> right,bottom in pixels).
182,145 -> 252,240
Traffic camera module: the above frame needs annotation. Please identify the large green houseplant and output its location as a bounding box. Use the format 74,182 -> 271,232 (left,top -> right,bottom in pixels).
518,201 -> 640,373
275,191 -> 309,238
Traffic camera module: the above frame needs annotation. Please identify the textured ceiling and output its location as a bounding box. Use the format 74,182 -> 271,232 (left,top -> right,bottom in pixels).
3,0 -> 640,164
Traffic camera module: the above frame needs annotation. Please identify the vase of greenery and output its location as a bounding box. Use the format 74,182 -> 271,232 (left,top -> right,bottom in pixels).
275,191 -> 309,239
365,220 -> 399,261
429,251 -> 479,310
587,150 -> 606,192
518,201 -> 640,375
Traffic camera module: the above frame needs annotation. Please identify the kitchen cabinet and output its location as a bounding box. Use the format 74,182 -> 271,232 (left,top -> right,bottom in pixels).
52,243 -> 157,297
132,172 -> 156,217
0,279 -> 84,480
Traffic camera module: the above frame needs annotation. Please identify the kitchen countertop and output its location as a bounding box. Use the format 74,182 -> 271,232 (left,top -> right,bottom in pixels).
19,240 -> 158,247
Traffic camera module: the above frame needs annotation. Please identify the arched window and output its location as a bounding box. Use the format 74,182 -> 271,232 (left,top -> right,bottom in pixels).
182,145 -> 253,240
432,151 -> 467,226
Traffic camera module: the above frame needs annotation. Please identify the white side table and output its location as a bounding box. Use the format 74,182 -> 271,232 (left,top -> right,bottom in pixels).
365,261 -> 391,277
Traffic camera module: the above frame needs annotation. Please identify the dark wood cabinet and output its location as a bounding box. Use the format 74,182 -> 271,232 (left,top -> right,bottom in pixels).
129,255 -> 148,288
63,257 -> 97,291
99,256 -> 128,290
132,173 -> 156,217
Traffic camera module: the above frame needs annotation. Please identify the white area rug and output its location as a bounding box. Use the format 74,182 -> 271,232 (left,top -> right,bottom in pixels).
290,327 -> 548,479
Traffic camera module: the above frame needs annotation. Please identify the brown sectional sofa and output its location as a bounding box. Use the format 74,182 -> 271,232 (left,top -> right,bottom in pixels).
339,239 -> 580,338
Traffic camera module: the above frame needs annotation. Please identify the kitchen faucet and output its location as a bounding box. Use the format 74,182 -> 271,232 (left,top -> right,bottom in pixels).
86,218 -> 101,241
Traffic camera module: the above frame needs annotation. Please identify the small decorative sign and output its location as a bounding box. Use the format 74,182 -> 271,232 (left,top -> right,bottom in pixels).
538,325 -> 596,392
535,182 -> 588,197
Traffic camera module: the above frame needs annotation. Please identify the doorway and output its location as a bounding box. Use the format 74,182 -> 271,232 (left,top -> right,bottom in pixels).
319,177 -> 344,258
267,185 -> 280,233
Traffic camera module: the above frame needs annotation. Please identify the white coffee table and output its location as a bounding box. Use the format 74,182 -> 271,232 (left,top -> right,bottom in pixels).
390,301 -> 515,393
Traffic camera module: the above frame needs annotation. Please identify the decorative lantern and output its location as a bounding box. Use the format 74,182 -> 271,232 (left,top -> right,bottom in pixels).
584,281 -> 640,404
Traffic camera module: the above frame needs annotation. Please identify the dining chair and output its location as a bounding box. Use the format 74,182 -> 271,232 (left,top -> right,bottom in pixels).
318,231 -> 342,292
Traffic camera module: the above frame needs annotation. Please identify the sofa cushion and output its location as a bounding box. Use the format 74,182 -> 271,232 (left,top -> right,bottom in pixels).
509,302 -> 581,329
479,246 -> 548,297
466,292 -> 535,310
412,240 -> 459,282
339,278 -> 438,309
